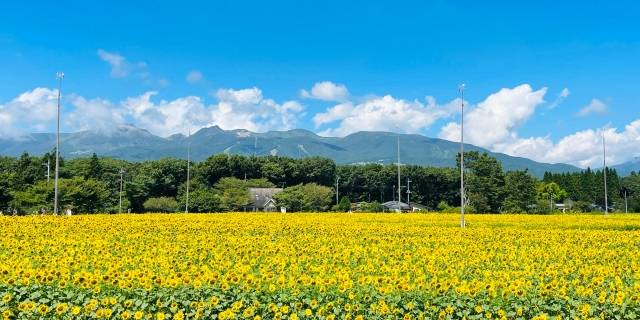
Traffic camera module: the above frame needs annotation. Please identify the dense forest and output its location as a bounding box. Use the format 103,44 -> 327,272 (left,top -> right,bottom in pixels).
0,151 -> 638,214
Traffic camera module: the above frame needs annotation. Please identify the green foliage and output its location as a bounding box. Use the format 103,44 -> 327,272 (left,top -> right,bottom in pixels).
214,177 -> 251,211
186,188 -> 221,213
460,151 -> 505,213
502,170 -> 537,213
274,183 -> 333,212
143,197 -> 178,213
333,196 -> 351,212
11,177 -> 109,214
359,201 -> 383,212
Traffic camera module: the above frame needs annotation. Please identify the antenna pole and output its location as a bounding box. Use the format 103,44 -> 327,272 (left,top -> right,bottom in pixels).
53,72 -> 64,215
185,128 -> 191,213
603,132 -> 608,214
459,84 -> 466,227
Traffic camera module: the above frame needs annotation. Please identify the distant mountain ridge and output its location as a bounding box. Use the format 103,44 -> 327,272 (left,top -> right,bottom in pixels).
612,157 -> 640,176
0,125 -> 581,177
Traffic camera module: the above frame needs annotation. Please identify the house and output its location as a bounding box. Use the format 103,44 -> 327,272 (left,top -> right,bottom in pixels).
248,188 -> 283,212
382,201 -> 427,212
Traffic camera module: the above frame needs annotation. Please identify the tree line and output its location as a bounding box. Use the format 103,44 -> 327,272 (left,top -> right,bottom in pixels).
0,151 -> 638,214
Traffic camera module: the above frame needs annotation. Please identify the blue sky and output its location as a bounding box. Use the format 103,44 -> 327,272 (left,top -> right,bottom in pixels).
0,1 -> 639,167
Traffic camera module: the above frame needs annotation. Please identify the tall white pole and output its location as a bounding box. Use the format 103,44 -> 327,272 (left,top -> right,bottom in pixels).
185,128 -> 191,213
397,133 -> 401,211
624,190 -> 628,214
406,178 -> 411,206
54,72 -> 64,215
119,168 -> 124,214
459,84 -> 466,228
45,159 -> 50,182
603,132 -> 608,214
335,176 -> 340,205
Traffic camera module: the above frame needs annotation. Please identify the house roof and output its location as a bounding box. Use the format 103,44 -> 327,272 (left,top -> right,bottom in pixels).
248,188 -> 283,208
381,201 -> 412,210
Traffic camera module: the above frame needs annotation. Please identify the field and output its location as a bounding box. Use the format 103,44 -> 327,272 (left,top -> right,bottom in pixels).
1,214 -> 640,319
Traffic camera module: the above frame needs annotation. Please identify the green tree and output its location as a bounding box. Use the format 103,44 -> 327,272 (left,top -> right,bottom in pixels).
215,177 -> 251,211
274,183 -> 333,212
503,170 -> 537,213
87,153 -> 103,180
459,152 -> 505,213
536,182 -> 568,212
187,188 -> 221,213
143,197 -> 178,213
336,196 -> 351,212
11,177 -> 109,214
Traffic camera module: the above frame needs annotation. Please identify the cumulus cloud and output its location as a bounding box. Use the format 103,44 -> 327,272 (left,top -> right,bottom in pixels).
439,84 -> 547,146
504,123 -> 640,168
186,70 -> 203,84
123,92 -> 210,136
578,98 -> 607,117
0,88 -> 59,138
300,81 -> 349,102
437,84 -> 638,167
0,85 -> 305,139
317,95 -> 459,136
209,88 -> 304,132
65,95 -> 126,132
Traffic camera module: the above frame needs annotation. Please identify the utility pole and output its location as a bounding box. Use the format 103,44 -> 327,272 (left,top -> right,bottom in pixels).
335,176 -> 340,205
185,128 -> 191,213
45,159 -> 50,182
406,178 -> 411,206
119,168 -> 124,214
624,189 -> 628,214
603,132 -> 608,214
53,72 -> 64,215
397,133 -> 401,211
459,84 -> 466,228
392,185 -> 396,202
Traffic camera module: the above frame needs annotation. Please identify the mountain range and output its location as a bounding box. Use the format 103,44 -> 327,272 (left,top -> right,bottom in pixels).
1,124 -> 636,177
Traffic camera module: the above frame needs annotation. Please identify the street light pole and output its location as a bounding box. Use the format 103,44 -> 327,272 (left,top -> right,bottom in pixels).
335,176 -> 340,205
45,159 -> 50,182
397,133 -> 401,211
119,168 -> 124,214
185,128 -> 191,213
53,72 -> 64,215
624,190 -> 628,214
603,132 -> 608,214
459,84 -> 466,228
406,178 -> 411,206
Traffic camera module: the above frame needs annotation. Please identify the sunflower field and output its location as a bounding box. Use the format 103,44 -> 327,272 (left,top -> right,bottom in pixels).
1,213 -> 640,319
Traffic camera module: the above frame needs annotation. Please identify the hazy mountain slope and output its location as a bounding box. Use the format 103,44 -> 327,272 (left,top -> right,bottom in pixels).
0,125 -> 581,177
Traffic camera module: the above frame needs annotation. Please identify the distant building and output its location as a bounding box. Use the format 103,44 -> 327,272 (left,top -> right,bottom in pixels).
382,201 -> 427,212
248,188 -> 283,212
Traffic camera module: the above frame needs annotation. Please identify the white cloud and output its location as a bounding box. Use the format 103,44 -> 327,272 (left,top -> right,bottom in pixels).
439,84 -> 547,146
313,102 -> 354,127
186,70 -> 203,84
209,88 -> 304,132
578,98 -> 607,117
548,87 -> 570,109
65,95 -> 126,132
123,92 -> 213,136
436,84 -> 638,168
505,123 -> 640,168
97,49 -> 130,78
317,95 -> 459,136
0,87 -> 59,138
300,81 -> 349,102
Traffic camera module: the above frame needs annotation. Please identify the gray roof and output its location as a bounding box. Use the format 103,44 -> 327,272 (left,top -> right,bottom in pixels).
381,201 -> 412,211
248,188 -> 283,208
